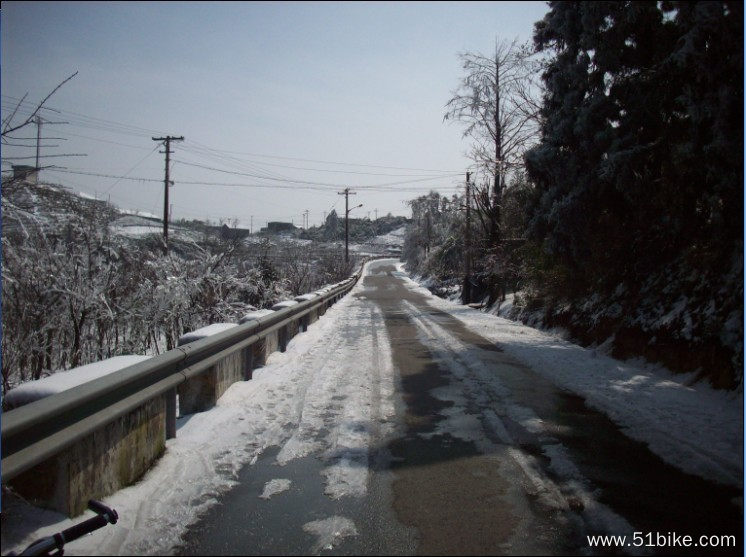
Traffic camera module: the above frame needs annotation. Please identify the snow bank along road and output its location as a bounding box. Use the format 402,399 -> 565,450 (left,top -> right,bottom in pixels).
2,259 -> 742,555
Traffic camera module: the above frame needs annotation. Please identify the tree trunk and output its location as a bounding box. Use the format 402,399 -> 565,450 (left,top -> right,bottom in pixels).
491,53 -> 503,250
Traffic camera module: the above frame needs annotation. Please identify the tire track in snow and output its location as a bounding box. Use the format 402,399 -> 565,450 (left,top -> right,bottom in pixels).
264,291 -> 397,501
318,304 -> 396,499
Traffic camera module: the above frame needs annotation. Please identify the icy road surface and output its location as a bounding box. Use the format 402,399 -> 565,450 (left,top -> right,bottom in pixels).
2,259 -> 742,556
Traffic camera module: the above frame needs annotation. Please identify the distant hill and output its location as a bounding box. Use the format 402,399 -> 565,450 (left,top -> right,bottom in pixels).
2,178 -> 118,236
1,178 -> 411,256
1,178 -> 212,246
298,211 -> 410,244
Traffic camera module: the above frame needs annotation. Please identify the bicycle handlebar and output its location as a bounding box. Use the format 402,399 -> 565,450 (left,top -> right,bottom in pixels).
9,500 -> 118,556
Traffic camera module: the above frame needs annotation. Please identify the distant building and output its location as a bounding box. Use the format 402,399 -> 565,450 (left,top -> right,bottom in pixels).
261,221 -> 296,234
11,165 -> 38,184
219,223 -> 251,240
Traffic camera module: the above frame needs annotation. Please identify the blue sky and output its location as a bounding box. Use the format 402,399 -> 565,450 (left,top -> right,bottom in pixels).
2,1 -> 550,228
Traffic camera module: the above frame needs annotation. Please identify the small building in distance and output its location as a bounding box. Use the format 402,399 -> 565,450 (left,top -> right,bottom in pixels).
11,165 -> 38,184
260,221 -> 297,234
217,223 -> 251,240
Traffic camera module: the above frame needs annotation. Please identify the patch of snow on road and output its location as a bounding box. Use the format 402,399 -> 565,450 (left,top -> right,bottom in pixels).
259,479 -> 292,499
272,300 -> 396,500
302,516 -> 358,553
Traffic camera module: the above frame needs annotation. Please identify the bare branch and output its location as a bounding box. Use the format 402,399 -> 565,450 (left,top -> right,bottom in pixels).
1,93 -> 28,132
2,71 -> 78,137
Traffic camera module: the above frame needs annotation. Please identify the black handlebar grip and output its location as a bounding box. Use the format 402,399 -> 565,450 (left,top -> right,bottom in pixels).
87,500 -> 118,523
59,515 -> 108,544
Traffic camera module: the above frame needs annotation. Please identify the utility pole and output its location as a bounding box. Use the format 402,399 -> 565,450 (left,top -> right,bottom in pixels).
463,171 -> 472,304
303,209 -> 309,229
338,187 -> 359,262
152,135 -> 184,254
250,215 -> 253,234
28,117 -> 71,181
35,116 -> 42,171
374,209 -> 378,221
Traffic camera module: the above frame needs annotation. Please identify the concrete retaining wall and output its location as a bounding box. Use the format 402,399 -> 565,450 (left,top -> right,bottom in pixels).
177,324 -> 245,415
9,394 -> 166,517
240,311 -> 278,368
252,330 -> 278,366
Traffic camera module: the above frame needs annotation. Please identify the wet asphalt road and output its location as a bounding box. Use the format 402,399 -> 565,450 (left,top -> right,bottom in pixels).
178,260 -> 742,556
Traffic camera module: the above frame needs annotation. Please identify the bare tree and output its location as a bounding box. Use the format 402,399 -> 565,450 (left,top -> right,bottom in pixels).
444,39 -> 540,247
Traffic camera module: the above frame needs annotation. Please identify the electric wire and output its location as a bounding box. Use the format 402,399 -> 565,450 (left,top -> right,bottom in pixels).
102,145 -> 161,194
2,96 -> 468,175
173,158 -> 462,189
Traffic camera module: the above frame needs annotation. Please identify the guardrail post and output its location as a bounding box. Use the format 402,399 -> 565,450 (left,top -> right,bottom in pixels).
166,388 -> 177,439
243,346 -> 253,380
279,325 -> 288,352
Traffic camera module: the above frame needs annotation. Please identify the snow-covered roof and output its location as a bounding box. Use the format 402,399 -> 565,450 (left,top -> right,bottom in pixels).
178,323 -> 237,345
4,355 -> 152,409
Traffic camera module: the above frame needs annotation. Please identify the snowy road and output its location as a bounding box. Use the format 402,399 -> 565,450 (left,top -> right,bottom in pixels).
2,259 -> 741,555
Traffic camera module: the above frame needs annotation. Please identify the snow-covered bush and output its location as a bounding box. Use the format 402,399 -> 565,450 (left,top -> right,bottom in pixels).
1,181 -> 354,395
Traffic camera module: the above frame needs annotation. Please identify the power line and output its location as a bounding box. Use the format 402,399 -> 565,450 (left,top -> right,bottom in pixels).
178,142 -> 293,182
180,145 -> 463,177
56,131 -> 154,151
2,143 -> 59,148
173,158 -> 462,189
103,145 -> 160,194
48,168 -> 461,194
1,95 -> 169,138
2,95 -> 476,184
173,158 -> 346,188
50,168 -> 162,182
178,141 -> 463,173
43,171 -> 161,216
2,98 -> 467,175
34,170 -> 418,226
2,99 -> 472,196
3,154 -> 87,159
1,135 -> 67,140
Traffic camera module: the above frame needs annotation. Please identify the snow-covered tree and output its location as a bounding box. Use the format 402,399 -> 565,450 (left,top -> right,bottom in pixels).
1,180 -> 357,395
523,1 -> 743,387
527,1 -> 742,289
403,191 -> 466,296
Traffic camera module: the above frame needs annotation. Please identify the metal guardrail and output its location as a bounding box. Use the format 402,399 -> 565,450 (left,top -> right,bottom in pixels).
1,274 -> 361,483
